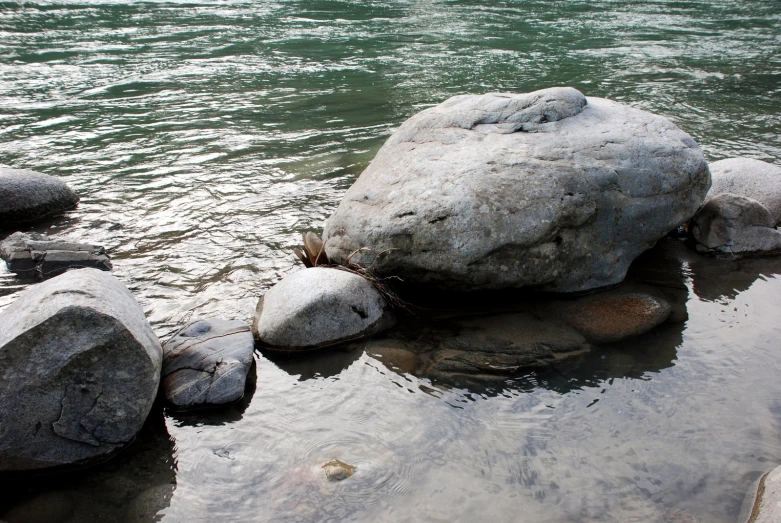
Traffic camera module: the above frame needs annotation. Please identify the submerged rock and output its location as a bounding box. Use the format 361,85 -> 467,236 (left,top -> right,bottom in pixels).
0,231 -> 112,279
0,269 -> 162,472
549,291 -> 672,344
323,86 -> 709,293
738,465 -> 781,523
162,318 -> 255,408
253,268 -> 395,351
322,459 -> 356,481
690,194 -> 781,256
707,158 -> 781,225
0,167 -> 79,228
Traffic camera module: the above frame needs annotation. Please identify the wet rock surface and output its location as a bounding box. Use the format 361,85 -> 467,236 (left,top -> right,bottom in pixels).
253,267 -> 395,351
0,231 -> 112,279
162,318 -> 255,409
548,291 -> 672,344
707,158 -> 781,225
690,193 -> 781,256
322,459 -> 356,481
738,465 -> 781,523
324,86 -> 710,293
0,269 -> 162,472
0,167 -> 79,228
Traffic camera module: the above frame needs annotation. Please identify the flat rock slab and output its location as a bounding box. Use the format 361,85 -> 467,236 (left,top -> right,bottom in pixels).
690,193 -> 781,256
324,86 -> 709,293
0,168 -> 79,228
707,158 -> 781,225
162,318 -> 255,408
548,291 -> 672,344
253,268 -> 395,351
0,231 -> 112,279
0,269 -> 161,472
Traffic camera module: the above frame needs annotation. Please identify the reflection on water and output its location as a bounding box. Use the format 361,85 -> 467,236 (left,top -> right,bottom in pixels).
0,407 -> 176,522
1,0 -> 781,521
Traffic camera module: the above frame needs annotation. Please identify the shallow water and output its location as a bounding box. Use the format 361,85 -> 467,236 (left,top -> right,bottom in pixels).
1,1 -> 781,521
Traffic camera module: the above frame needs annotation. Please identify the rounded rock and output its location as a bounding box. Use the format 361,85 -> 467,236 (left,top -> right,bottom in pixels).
707,158 -> 781,225
0,269 -> 162,472
0,167 -> 79,228
252,268 -> 395,351
554,292 -> 672,344
323,87 -> 710,293
690,193 -> 781,255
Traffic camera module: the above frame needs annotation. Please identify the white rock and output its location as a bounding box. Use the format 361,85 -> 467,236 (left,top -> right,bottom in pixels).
252,268 -> 395,351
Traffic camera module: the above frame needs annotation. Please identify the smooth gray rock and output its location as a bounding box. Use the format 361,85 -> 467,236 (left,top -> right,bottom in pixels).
0,168 -> 79,228
707,158 -> 781,225
162,318 -> 255,408
0,231 -> 112,279
690,193 -> 781,255
0,269 -> 162,472
738,465 -> 781,523
323,86 -> 710,293
252,268 -> 395,351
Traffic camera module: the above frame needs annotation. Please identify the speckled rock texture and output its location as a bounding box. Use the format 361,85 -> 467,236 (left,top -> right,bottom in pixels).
0,269 -> 162,472
548,291 -> 672,344
162,318 -> 255,408
707,158 -> 781,225
323,86 -> 710,292
253,268 -> 395,351
738,464 -> 781,523
0,232 -> 112,279
0,168 -> 79,228
690,194 -> 781,256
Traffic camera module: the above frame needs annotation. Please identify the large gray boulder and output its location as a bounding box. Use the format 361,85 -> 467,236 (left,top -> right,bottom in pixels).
707,158 -> 781,225
162,318 -> 255,409
323,87 -> 709,292
690,193 -> 781,255
252,268 -> 395,351
0,231 -> 112,279
0,269 -> 162,472
0,168 -> 79,228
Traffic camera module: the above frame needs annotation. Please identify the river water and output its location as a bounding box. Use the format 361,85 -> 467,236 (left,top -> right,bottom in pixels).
1,1 -> 780,521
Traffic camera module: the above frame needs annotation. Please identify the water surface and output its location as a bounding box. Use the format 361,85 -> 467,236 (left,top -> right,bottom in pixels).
1,1 -> 780,521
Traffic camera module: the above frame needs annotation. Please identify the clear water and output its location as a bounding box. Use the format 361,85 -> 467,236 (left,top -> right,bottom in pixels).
1,1 -> 780,521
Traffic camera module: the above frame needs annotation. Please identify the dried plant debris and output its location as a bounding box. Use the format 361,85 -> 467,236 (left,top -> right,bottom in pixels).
293,231 -> 329,267
293,232 -> 413,314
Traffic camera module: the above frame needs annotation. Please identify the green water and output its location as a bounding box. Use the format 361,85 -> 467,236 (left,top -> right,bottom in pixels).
1,1 -> 780,521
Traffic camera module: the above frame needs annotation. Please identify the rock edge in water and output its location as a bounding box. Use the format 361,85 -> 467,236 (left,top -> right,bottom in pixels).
162,318 -> 255,409
0,268 -> 162,472
0,167 -> 79,228
253,267 -> 395,351
0,231 -> 112,279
